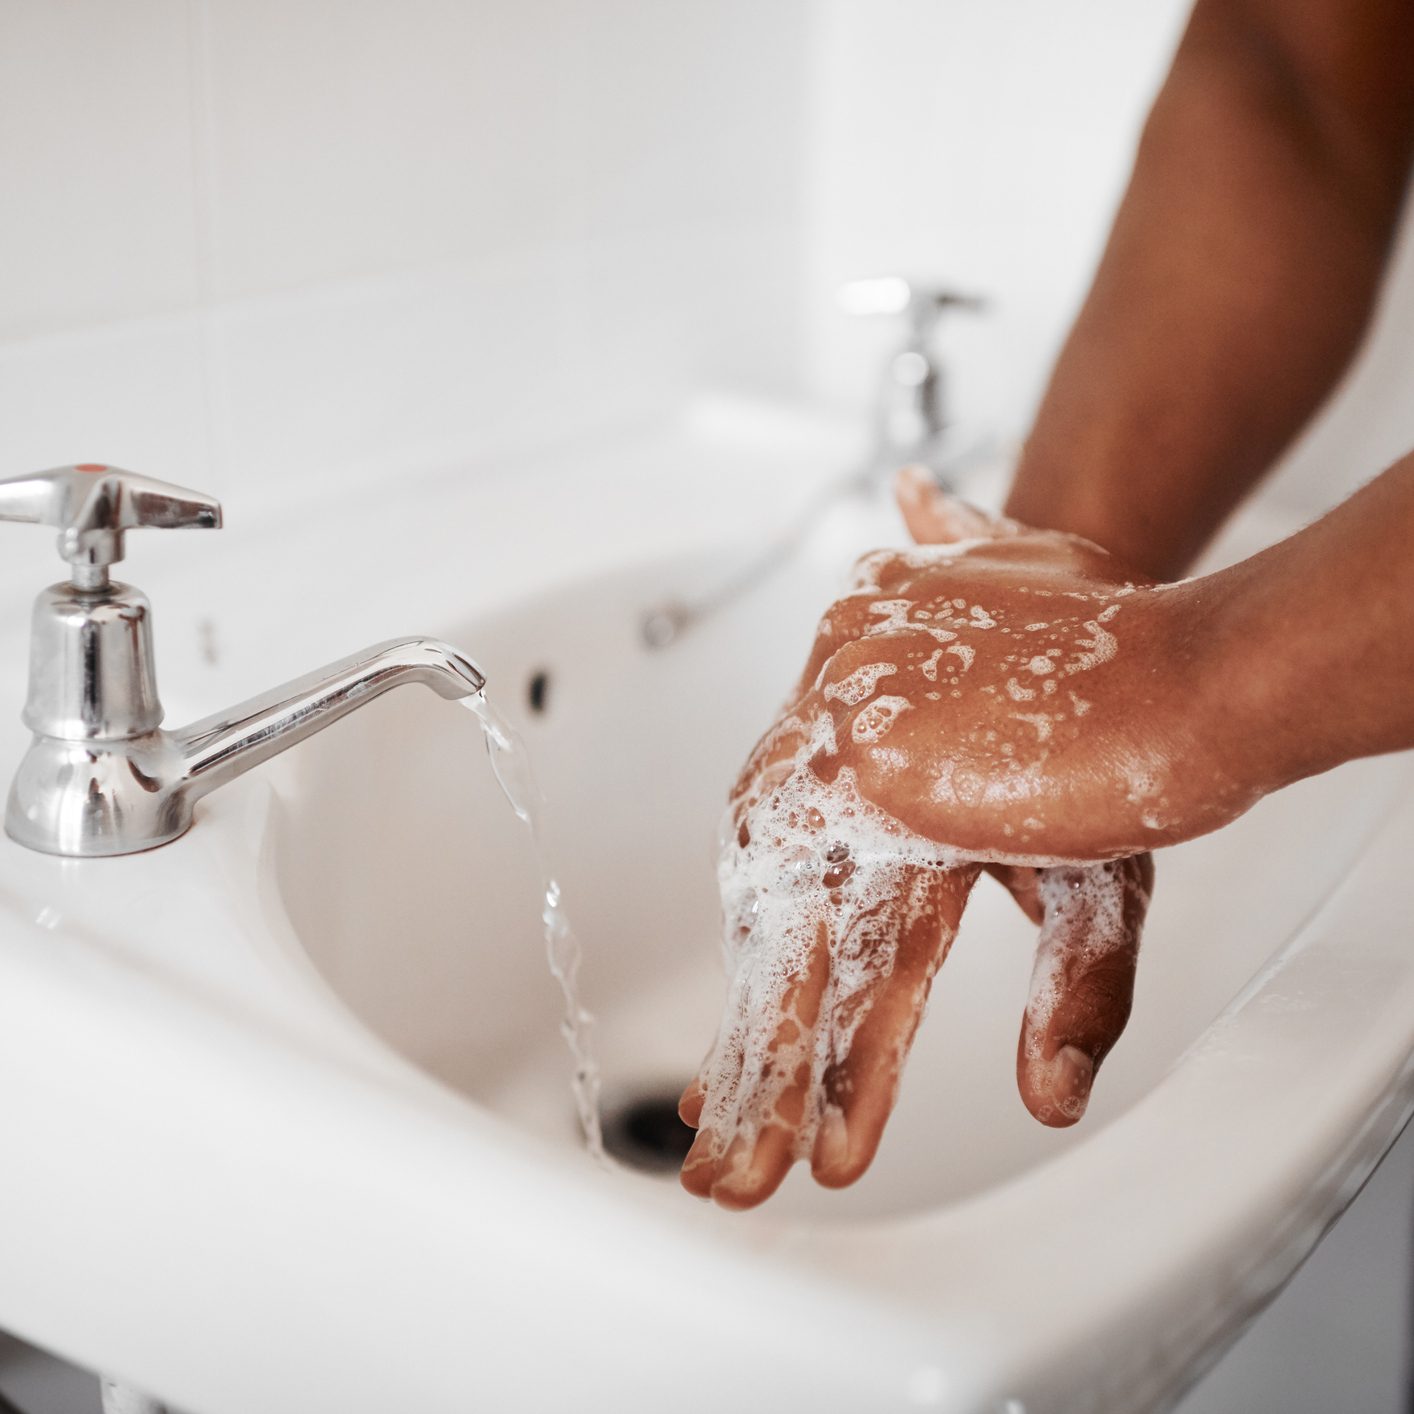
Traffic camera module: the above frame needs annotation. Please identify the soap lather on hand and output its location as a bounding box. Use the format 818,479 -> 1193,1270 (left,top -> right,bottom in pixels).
680,470 -> 1212,1210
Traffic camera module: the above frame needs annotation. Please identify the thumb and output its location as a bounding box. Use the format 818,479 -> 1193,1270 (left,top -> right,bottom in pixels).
895,464 -> 1020,546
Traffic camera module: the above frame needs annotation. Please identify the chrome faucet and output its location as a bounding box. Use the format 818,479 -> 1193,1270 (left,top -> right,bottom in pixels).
838,276 -> 986,486
638,279 -> 990,651
0,464 -> 485,858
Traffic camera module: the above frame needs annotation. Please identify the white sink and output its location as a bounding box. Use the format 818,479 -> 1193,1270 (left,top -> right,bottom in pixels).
278,548 -> 1409,1221
0,403 -> 1411,1413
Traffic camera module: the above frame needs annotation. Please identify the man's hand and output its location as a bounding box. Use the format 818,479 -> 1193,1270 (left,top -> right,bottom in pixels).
678,470 -> 1204,1209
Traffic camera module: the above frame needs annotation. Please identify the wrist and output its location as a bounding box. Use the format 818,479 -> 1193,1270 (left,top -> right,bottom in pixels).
1132,571 -> 1292,840
1180,559 -> 1322,804
1005,452 -> 1189,582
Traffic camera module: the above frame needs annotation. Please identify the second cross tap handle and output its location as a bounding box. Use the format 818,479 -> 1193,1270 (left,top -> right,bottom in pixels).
837,277 -> 987,335
0,463 -> 223,588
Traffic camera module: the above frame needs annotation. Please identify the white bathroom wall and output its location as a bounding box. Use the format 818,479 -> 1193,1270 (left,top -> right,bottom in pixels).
7,1 -> 1414,522
0,0 -> 811,511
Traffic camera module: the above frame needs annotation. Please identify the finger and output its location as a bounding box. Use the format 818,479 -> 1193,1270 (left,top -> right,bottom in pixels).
711,1115 -> 799,1211
681,918 -> 832,1208
710,924 -> 829,1208
681,1085 -> 729,1198
811,864 -> 980,1187
681,1015 -> 748,1199
681,1131 -> 722,1199
1016,854 -> 1153,1127
728,710 -> 817,821
983,862 -> 1043,925
678,1076 -> 705,1128
895,464 -> 1020,545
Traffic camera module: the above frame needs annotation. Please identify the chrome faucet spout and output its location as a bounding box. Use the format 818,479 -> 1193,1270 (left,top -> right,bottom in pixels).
179,637 -> 485,800
0,464 -> 488,858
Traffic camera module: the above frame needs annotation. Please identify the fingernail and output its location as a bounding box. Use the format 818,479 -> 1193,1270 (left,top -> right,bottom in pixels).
1050,1045 -> 1094,1120
1024,1044 -> 1095,1125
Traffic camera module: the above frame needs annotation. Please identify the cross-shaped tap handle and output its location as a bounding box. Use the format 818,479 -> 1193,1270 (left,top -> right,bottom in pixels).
0,463 -> 223,587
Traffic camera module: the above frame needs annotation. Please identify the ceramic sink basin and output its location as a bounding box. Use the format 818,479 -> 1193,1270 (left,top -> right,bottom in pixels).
0,404 -> 1411,1414
278,552 -> 1412,1225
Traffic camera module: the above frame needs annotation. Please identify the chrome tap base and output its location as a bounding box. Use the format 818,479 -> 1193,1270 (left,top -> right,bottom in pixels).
5,620 -> 487,858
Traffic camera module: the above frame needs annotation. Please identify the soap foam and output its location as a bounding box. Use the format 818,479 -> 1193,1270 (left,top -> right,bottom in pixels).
1065,618 -> 1118,674
823,661 -> 896,706
851,694 -> 912,744
1024,862 -> 1134,1075
698,713 -> 969,1168
864,597 -> 959,644
1011,711 -> 1054,742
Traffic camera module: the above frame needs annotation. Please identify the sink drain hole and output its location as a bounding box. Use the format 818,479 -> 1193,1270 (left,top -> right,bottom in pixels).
600,1084 -> 697,1174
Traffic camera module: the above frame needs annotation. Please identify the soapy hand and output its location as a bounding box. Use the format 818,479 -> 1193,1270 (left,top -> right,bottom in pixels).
677,467 -> 1232,1209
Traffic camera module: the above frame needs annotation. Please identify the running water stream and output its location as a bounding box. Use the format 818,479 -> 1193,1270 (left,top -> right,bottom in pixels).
462,693 -> 607,1164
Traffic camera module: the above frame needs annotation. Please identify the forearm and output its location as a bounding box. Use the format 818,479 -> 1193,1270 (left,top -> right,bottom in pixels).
1201,451 -> 1414,790
1007,0 -> 1414,578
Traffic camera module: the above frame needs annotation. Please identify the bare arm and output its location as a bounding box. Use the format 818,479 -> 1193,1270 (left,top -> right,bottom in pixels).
1007,0 -> 1414,577
1203,450 -> 1414,788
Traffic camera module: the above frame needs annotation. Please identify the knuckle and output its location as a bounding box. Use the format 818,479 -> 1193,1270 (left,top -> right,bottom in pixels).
1074,952 -> 1137,1036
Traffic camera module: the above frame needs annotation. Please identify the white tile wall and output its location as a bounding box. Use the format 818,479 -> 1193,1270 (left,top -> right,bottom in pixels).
211,254 -> 569,501
196,0 -> 568,298
5,1 -> 1414,509
0,1 -> 200,340
0,314 -> 212,476
554,1 -> 806,241
0,0 -> 812,505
